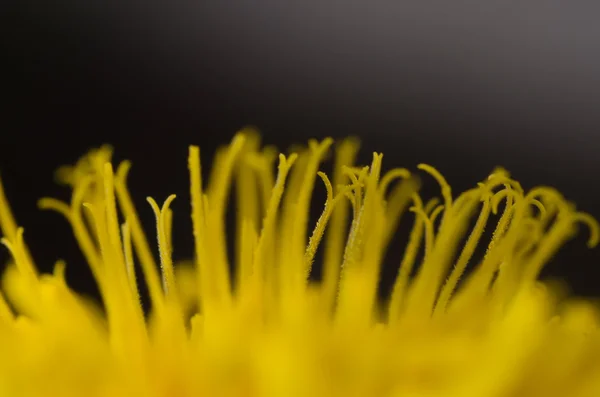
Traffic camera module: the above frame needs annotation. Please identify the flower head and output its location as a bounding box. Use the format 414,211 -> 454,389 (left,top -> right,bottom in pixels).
0,130 -> 599,396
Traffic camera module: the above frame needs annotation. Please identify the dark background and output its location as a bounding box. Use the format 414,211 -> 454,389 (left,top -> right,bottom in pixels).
2,1 -> 600,301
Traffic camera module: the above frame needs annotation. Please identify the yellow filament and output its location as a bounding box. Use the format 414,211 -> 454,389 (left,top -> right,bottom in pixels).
278,150 -> 308,269
188,145 -> 209,311
245,146 -> 277,213
101,163 -> 146,327
115,161 -> 164,311
487,186 -> 515,258
208,134 -> 246,215
81,203 -> 114,288
205,134 -> 247,304
457,186 -> 558,309
429,204 -> 445,231
37,198 -> 71,219
235,134 -> 261,274
254,154 -> 297,284
322,138 -> 359,311
522,211 -> 599,283
342,166 -> 369,220
526,187 -> 568,211
408,199 -> 435,262
304,172 -> 334,270
417,164 -> 453,229
304,172 -> 352,276
530,199 -> 547,220
0,175 -> 21,242
250,154 -> 296,318
434,196 -> 492,315
164,208 -> 173,255
337,153 -> 385,324
147,195 -> 177,297
0,176 -> 34,269
103,164 -> 127,275
39,183 -> 104,285
188,146 -> 204,259
82,200 -> 146,348
282,138 -> 333,289
237,219 -> 258,292
388,194 -> 427,321
1,228 -> 37,282
121,220 -> 139,303
491,188 -> 518,215
379,168 -> 412,195
406,187 -> 483,318
382,176 -> 420,248
339,163 -> 375,280
572,212 -> 600,248
343,155 -> 383,268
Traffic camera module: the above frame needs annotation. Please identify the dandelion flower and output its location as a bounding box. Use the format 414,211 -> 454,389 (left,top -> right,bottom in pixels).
0,130 -> 599,396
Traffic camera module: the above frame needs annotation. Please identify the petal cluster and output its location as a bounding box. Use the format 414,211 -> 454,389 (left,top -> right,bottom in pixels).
0,131 -> 599,396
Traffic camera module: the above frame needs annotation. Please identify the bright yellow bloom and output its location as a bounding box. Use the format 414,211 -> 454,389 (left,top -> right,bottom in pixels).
0,130 -> 599,396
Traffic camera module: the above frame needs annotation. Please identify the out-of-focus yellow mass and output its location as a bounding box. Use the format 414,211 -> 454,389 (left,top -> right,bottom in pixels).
0,130 -> 599,396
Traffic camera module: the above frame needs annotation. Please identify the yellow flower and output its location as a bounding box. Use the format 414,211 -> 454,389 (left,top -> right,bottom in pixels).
1,129 -> 599,396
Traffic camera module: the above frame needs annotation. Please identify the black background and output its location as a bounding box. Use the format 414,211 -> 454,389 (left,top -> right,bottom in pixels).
2,1 -> 600,302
